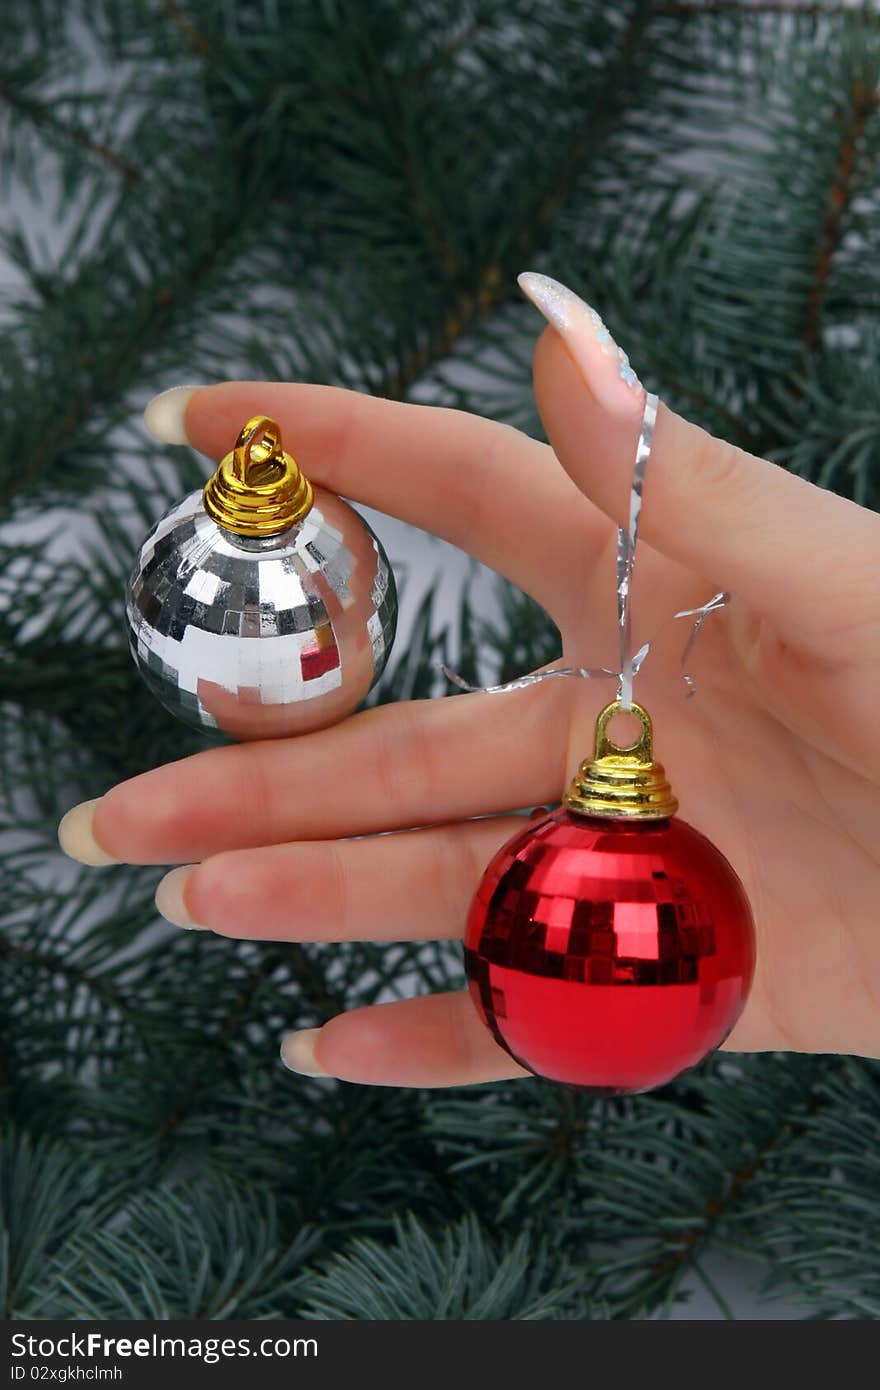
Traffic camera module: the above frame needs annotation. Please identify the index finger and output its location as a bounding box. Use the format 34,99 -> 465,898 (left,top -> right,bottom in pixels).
145,381 -> 605,616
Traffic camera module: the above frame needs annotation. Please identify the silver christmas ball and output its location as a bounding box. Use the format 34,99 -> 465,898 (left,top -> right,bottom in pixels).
125,416 -> 397,740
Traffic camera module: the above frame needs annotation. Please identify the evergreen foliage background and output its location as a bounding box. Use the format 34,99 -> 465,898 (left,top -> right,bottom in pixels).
1,0 -> 879,1320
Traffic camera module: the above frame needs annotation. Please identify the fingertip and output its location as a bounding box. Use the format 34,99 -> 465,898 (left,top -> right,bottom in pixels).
280,1027 -> 332,1078
294,1006 -> 416,1086
57,798 -> 119,867
521,271 -> 646,420
155,864 -> 206,930
143,385 -> 203,445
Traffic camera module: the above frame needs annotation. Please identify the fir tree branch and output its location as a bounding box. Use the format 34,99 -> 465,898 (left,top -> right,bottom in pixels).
161,0 -> 214,56
658,2 -> 878,17
802,75 -> 878,352
406,17 -> 489,89
155,943 -> 343,1142
650,1059 -> 843,1289
0,189 -> 254,511
0,935 -> 132,1015
286,943 -> 347,1020
194,1244 -> 292,1322
385,2 -> 657,398
0,79 -> 141,184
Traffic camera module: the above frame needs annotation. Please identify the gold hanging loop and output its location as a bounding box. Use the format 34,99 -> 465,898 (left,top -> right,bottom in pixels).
593,699 -> 654,763
231,417 -> 284,486
204,415 -> 314,537
564,699 -> 678,820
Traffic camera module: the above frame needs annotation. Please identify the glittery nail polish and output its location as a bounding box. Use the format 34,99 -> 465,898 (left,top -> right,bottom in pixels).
517,272 -> 645,409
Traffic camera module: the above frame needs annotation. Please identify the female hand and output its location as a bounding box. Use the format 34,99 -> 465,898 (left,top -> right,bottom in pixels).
58,273 -> 880,1086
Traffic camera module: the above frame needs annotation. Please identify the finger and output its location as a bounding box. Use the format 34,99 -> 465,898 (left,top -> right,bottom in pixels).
155,815 -> 524,939
280,991 -> 530,1087
520,272 -> 880,654
144,380 -> 604,616
78,677 -> 572,865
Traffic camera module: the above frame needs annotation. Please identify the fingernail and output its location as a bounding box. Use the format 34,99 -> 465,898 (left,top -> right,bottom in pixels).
280,1028 -> 330,1078
155,865 -> 208,929
57,799 -> 119,867
143,385 -> 201,445
517,271 -> 644,410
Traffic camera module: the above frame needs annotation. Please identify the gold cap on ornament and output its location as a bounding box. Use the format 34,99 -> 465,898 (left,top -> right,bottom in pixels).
564,699 -> 678,820
203,416 -> 314,537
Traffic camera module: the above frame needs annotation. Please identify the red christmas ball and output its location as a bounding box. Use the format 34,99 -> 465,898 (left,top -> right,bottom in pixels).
465,808 -> 755,1094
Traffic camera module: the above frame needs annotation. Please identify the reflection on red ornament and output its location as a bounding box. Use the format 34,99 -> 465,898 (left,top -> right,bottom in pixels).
465,808 -> 755,1095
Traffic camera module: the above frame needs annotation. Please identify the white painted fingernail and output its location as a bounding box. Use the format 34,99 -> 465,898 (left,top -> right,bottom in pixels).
517,271 -> 645,411
58,799 -> 119,867
280,1028 -> 330,1077
155,865 -> 207,929
143,385 -> 201,445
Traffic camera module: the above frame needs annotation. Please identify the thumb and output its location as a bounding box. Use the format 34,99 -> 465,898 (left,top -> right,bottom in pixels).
519,272 -> 878,658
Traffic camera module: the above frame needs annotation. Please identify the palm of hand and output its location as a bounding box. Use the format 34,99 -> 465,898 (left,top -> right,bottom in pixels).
557,527 -> 879,1058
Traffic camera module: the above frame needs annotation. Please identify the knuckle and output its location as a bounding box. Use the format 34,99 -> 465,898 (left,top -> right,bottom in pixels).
319,389 -> 362,492
322,840 -> 351,936
428,824 -> 474,928
369,705 -> 433,824
240,746 -> 282,845
189,851 -> 237,922
689,430 -> 748,497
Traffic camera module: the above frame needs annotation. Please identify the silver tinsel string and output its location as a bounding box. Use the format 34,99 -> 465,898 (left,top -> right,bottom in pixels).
441,391 -> 731,701
617,390 -> 656,709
